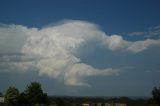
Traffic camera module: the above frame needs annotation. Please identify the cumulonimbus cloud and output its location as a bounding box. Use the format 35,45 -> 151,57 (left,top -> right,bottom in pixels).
0,20 -> 160,86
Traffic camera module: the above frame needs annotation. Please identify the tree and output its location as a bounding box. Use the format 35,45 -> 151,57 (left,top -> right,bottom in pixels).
0,92 -> 2,96
18,92 -> 28,104
152,87 -> 160,105
5,86 -> 19,105
25,82 -> 48,104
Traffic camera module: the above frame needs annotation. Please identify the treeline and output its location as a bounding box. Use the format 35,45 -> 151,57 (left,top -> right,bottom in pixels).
2,82 -> 48,106
48,96 -> 147,106
0,82 -> 160,106
48,96 -> 158,106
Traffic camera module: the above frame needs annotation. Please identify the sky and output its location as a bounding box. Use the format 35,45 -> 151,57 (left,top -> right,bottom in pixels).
0,0 -> 160,97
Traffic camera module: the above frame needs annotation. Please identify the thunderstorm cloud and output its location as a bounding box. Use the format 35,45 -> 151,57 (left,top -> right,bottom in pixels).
0,20 -> 160,86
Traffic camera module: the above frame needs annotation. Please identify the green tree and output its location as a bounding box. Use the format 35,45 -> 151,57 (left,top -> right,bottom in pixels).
152,87 -> 160,105
0,92 -> 2,96
25,82 -> 48,104
5,86 -> 19,105
18,92 -> 28,104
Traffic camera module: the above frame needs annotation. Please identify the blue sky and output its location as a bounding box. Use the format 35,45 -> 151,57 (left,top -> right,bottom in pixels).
0,0 -> 160,96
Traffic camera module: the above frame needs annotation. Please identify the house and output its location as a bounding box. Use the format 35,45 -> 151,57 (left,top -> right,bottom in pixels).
105,103 -> 114,106
82,103 -> 90,106
105,103 -> 127,106
97,103 -> 102,106
115,103 -> 127,106
82,102 -> 93,106
82,102 -> 127,106
0,96 -> 4,103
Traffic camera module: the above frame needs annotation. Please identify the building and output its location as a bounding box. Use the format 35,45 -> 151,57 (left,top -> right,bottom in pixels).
105,103 -> 127,106
97,103 -> 102,106
82,103 -> 90,106
115,103 -> 127,106
0,96 -> 4,103
105,103 -> 114,106
82,102 -> 93,106
82,102 -> 127,106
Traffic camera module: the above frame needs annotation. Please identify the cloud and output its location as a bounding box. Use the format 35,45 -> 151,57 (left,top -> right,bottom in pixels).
0,61 -> 34,72
21,20 -> 119,86
0,20 -> 160,86
104,34 -> 160,53
128,25 -> 160,39
64,63 -> 119,86
105,35 -> 128,50
128,32 -> 146,36
0,24 -> 30,53
0,53 -> 43,62
127,39 -> 160,53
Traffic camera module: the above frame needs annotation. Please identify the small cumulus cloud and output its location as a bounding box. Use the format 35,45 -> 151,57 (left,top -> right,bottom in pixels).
0,20 -> 160,86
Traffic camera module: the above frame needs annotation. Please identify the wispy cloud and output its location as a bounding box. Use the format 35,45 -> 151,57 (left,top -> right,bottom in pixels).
0,20 -> 160,86
0,53 -> 45,62
128,32 -> 146,36
128,25 -> 160,39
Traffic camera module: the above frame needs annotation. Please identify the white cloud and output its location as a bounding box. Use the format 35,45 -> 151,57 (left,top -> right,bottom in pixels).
105,35 -> 160,53
21,20 -> 119,86
0,20 -> 160,86
64,63 -> 119,86
127,39 -> 160,53
128,31 -> 146,36
128,25 -> 160,38
0,24 -> 30,53
105,35 -> 128,50
0,61 -> 34,72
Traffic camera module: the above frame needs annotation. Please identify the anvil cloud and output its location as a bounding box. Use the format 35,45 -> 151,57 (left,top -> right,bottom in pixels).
0,20 -> 160,86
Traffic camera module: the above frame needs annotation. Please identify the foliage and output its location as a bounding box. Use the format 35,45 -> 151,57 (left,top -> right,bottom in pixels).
5,86 -> 19,105
18,92 -> 28,104
152,87 -> 160,105
0,92 -> 2,96
4,83 -> 160,106
55,98 -> 76,106
25,82 -> 48,104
